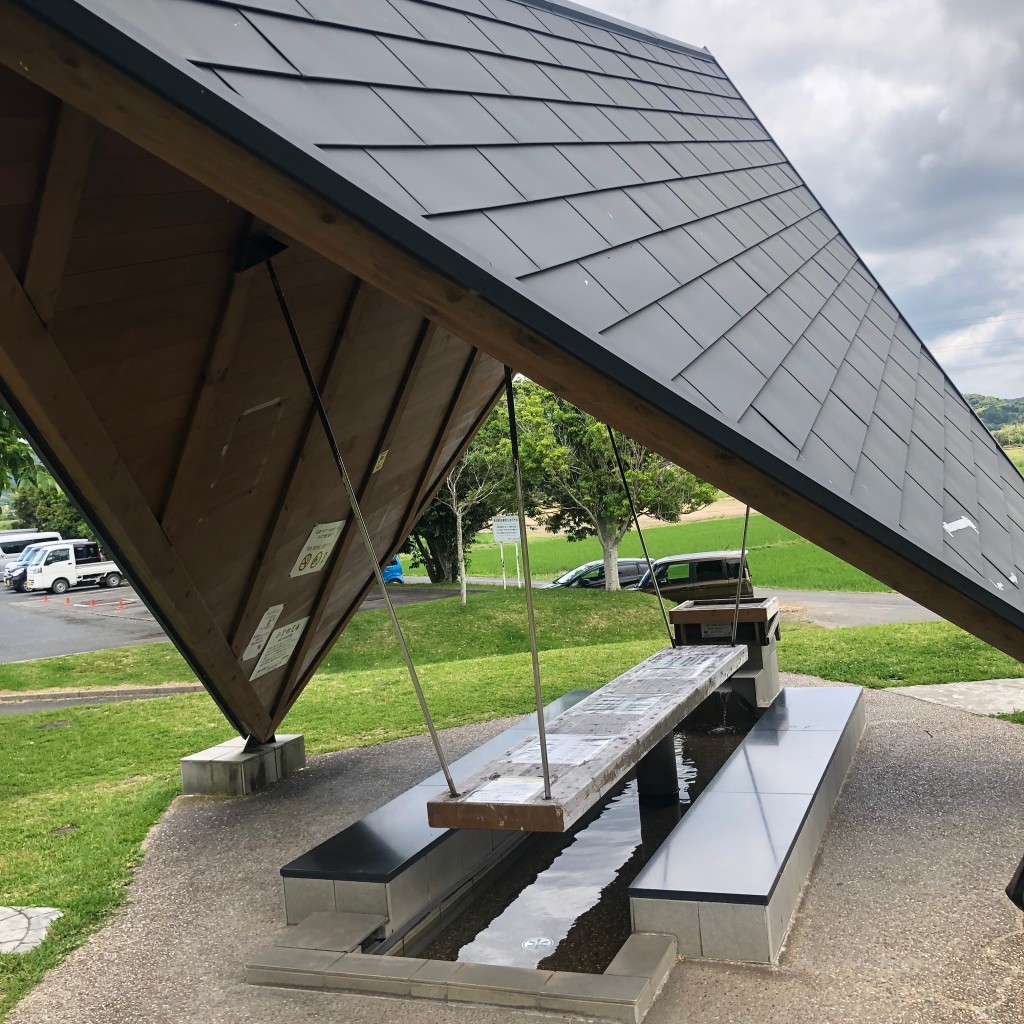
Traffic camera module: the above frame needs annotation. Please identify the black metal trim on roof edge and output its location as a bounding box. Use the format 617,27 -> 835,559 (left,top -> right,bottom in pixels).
12,0 -> 1024,637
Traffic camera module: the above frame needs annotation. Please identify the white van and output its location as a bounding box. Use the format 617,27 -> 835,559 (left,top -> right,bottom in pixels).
23,539 -> 123,594
0,531 -> 61,570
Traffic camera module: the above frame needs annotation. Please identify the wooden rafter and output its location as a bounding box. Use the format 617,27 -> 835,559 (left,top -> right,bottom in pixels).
161,225 -> 259,537
268,319 -> 437,720
0,252 -> 273,740
22,102 -> 96,324
228,277 -> 362,653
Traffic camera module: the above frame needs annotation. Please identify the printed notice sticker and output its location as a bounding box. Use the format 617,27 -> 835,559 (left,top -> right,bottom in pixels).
250,617 -> 309,680
510,734 -> 613,766
582,693 -> 669,716
241,603 -> 284,661
464,777 -> 544,804
700,622 -> 733,639
289,521 -> 345,578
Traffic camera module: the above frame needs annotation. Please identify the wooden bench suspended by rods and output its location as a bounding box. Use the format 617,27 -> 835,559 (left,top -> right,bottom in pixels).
426,644 -> 747,834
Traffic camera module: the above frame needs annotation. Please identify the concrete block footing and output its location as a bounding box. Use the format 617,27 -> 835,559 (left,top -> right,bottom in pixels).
247,933 -> 677,1022
180,734 -> 304,796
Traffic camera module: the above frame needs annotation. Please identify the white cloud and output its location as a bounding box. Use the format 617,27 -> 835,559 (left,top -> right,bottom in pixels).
589,0 -> 1024,397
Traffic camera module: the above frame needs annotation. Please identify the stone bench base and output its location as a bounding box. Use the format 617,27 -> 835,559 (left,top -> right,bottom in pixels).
180,734 -> 305,796
630,687 -> 864,964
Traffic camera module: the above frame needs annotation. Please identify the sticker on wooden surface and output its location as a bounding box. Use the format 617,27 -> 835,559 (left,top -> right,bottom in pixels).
250,617 -> 309,679
289,521 -> 345,578
241,603 -> 284,661
510,734 -> 613,765
700,622 -> 733,639
582,693 -> 670,715
464,777 -> 544,804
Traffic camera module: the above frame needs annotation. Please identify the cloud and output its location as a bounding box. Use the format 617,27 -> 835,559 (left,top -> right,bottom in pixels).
589,0 -> 1024,396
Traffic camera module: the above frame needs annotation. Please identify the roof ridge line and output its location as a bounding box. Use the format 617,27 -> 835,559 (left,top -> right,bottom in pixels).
507,0 -> 714,61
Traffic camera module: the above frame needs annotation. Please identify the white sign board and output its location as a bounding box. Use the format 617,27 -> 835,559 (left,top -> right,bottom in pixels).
289,521 -> 345,578
491,515 -> 521,543
700,622 -> 734,639
464,777 -> 544,804
241,603 -> 284,661
250,617 -> 309,680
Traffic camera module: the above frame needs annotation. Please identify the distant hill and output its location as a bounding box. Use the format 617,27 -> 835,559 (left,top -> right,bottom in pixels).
964,393 -> 1024,431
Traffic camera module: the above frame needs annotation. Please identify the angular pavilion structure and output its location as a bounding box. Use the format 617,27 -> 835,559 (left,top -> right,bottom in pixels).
1,0 -> 1021,743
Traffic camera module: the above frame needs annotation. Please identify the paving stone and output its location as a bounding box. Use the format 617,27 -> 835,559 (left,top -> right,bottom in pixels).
605,932 -> 677,986
447,962 -> 554,1008
0,908 -> 61,954
889,678 -> 1024,716
275,911 -> 385,952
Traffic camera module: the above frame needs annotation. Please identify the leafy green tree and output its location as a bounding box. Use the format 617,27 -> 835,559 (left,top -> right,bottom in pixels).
11,486 -> 94,540
994,422 -> 1024,447
515,381 -> 717,590
0,410 -> 50,491
405,401 -> 514,591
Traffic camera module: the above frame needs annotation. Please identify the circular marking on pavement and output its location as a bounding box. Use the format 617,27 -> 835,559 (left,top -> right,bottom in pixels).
522,936 -> 554,951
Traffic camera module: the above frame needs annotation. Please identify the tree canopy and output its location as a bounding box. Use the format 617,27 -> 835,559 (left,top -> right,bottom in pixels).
514,380 -> 717,590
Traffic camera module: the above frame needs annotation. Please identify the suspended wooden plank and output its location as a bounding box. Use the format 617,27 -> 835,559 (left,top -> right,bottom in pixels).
427,645 -> 747,833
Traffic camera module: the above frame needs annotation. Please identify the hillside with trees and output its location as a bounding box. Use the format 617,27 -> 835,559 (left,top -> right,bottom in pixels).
965,393 -> 1024,431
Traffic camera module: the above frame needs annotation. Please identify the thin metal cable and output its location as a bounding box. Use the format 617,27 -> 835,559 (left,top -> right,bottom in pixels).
606,425 -> 674,648
267,260 -> 458,798
730,505 -> 751,647
504,367 -> 552,800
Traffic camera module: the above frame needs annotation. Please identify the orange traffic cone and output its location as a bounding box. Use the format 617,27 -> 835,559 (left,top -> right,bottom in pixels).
64,596 -> 71,605
42,594 -> 48,604
117,599 -> 125,611
89,598 -> 96,607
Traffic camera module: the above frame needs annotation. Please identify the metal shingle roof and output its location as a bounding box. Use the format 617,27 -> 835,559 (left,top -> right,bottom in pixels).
21,0 -> 1024,634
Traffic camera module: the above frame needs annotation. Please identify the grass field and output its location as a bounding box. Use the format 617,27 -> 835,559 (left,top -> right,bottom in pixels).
1004,447 -> 1024,474
460,513 -> 888,592
3,588 -> 1023,1019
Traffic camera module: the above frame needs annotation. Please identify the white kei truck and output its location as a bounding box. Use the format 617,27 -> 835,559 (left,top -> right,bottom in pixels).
24,539 -> 123,594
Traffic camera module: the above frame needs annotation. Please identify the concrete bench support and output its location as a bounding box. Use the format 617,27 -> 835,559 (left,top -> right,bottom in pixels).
630,687 -> 864,964
180,734 -> 304,796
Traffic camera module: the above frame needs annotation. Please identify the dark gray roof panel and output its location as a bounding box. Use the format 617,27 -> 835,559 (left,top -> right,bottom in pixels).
67,0 -> 1024,648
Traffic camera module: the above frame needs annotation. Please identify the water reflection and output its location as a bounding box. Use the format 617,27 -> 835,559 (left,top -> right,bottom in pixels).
417,725 -> 745,973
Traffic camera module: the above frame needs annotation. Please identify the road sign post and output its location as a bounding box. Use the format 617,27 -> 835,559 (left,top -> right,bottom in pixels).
492,516 -> 521,588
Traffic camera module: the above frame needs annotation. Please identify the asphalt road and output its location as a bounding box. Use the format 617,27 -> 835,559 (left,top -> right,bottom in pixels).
0,583 -> 478,665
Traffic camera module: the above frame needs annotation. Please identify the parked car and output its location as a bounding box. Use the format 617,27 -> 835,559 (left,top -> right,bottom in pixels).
549,558 -> 648,589
23,539 -> 123,594
631,550 -> 753,603
382,555 -> 404,584
3,542 -> 52,592
0,530 -> 61,571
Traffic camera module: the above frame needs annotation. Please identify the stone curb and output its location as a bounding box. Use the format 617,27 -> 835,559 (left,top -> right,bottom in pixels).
0,683 -> 203,704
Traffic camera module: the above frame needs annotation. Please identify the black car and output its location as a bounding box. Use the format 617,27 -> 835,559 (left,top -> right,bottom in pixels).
549,558 -> 647,589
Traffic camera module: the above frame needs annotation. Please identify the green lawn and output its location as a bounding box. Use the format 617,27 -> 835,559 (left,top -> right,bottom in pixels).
458,513 -> 887,592
3,588 -> 1023,1019
1004,447 -> 1024,474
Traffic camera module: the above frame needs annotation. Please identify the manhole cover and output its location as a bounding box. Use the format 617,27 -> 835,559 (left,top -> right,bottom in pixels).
522,936 -> 554,951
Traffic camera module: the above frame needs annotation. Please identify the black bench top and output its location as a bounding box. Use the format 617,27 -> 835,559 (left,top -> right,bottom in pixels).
281,689 -> 593,883
629,686 -> 861,905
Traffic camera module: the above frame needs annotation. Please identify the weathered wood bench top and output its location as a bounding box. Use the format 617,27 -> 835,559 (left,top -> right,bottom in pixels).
426,645 -> 747,833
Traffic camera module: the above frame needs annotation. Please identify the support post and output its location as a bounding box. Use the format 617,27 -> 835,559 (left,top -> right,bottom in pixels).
636,733 -> 680,807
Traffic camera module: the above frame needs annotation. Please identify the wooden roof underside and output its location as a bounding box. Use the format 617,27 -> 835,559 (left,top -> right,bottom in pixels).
1,3 -> 1022,743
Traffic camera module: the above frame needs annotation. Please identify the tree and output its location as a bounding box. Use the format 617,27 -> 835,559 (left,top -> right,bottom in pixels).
11,485 -> 94,540
405,402 -> 514,593
994,422 -> 1024,447
438,404 -> 513,605
0,410 -> 50,491
515,381 -> 717,590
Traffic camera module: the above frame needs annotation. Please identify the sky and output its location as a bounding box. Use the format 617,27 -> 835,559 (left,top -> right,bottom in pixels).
588,0 -> 1024,398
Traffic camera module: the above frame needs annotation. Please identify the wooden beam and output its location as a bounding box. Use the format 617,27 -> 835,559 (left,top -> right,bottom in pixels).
4,11 -> 1024,667
161,227 -> 258,537
0,252 -> 273,740
269,319 -> 436,721
22,102 -> 96,324
272,355 -> 504,728
228,277 -> 362,653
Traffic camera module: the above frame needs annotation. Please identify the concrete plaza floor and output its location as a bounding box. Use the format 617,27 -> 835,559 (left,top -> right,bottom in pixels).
9,675 -> 1024,1024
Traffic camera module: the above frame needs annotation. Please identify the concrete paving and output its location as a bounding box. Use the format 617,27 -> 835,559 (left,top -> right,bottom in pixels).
889,678 -> 1024,716
9,675 -> 1024,1024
